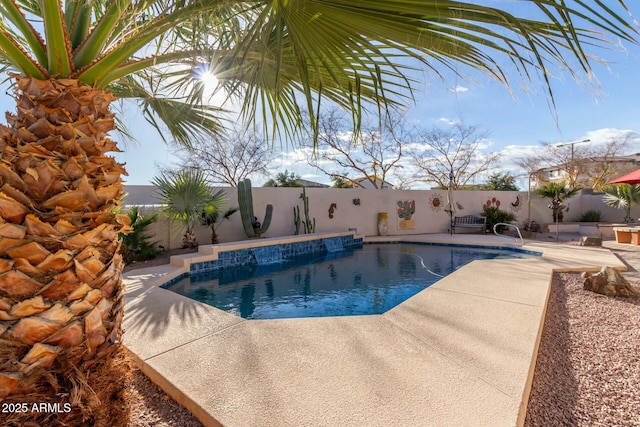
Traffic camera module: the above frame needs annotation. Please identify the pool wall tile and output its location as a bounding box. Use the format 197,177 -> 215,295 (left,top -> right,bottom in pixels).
160,273 -> 188,288
162,234 -> 535,292
185,234 -> 364,275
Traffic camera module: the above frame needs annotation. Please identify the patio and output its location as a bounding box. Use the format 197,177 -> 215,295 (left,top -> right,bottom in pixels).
122,234 -> 624,427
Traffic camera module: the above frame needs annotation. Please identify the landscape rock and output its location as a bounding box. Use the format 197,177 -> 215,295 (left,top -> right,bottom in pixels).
583,266 -> 639,297
579,236 -> 602,246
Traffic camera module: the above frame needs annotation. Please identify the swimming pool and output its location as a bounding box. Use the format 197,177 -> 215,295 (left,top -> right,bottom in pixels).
164,243 -> 537,319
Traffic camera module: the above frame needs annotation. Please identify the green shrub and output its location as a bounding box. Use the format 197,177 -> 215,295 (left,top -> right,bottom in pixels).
578,210 -> 603,222
119,207 -> 161,264
481,205 -> 516,233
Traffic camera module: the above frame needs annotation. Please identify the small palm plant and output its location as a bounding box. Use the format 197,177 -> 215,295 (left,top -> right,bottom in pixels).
119,207 -> 161,264
535,182 -> 581,222
603,184 -> 640,223
153,169 -> 218,248
200,195 -> 239,244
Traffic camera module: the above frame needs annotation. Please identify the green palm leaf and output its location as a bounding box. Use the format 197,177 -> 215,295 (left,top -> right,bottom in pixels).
0,0 -> 637,144
109,75 -> 228,147
603,184 -> 640,222
152,168 -> 216,233
535,181 -> 581,200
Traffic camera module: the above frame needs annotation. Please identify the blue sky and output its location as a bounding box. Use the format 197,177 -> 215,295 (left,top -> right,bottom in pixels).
257,25 -> 640,190
0,3 -> 639,190
110,46 -> 640,189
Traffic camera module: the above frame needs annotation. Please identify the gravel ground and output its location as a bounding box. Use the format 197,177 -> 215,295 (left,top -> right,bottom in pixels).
524,272 -> 640,427
123,253 -> 640,426
124,250 -> 203,426
125,366 -> 203,427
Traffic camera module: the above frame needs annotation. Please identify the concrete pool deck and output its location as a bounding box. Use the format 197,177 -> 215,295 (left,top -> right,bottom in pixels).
122,234 -> 624,427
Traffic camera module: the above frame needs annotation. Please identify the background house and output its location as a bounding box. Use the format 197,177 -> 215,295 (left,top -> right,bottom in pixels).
530,153 -> 640,190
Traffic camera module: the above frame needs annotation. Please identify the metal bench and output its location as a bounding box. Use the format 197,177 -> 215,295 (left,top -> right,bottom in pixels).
452,215 -> 487,234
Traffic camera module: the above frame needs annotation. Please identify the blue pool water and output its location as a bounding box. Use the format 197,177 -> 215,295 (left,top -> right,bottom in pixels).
165,243 -> 535,319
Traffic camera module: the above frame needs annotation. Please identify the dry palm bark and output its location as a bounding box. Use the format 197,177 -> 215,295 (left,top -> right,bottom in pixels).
0,77 -> 130,416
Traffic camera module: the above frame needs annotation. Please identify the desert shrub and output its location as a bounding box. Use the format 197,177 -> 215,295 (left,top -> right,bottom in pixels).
481,205 -> 516,233
579,210 -> 603,222
120,207 -> 161,264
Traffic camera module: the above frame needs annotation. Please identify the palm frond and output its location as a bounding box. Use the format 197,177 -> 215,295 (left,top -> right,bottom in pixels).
214,0 -> 639,140
0,0 -> 46,64
603,184 -> 640,222
41,0 -> 72,75
0,0 -> 637,143
200,190 -> 236,226
109,75 -> 228,147
603,184 -> 640,208
535,181 -> 581,200
152,168 -> 214,231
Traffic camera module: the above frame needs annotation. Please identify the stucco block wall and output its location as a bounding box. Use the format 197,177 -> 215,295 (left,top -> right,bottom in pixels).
125,185 -> 639,249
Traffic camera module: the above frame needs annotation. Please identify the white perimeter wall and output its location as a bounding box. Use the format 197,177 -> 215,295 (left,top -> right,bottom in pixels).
126,186 -> 640,249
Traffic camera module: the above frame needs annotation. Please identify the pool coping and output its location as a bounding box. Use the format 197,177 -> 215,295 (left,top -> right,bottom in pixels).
123,233 -> 624,427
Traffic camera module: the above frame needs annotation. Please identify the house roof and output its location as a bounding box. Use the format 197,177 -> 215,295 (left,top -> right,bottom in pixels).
298,179 -> 330,188
351,176 -> 395,188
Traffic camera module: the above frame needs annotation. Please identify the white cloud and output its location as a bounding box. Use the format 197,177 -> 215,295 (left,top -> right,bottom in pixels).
256,127 -> 640,190
476,138 -> 494,150
437,117 -> 458,125
450,85 -> 469,93
583,128 -> 639,147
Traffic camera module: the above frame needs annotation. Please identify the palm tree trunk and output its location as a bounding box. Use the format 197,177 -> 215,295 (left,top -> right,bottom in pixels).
0,77 -> 130,418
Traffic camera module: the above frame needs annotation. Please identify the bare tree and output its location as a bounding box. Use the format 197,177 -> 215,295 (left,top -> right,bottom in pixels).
178,124 -> 272,186
409,120 -> 499,189
305,109 -> 410,189
515,140 -> 589,188
583,133 -> 638,191
515,132 -> 637,190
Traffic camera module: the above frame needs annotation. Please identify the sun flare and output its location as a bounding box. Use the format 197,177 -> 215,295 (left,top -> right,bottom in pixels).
194,64 -> 220,99
201,72 -> 218,92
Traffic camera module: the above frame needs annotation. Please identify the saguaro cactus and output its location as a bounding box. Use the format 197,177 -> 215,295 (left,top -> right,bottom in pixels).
238,179 -> 272,237
300,187 -> 315,234
293,205 -> 301,235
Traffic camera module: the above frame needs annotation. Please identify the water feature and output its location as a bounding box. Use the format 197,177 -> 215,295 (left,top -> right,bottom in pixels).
322,237 -> 344,252
251,246 -> 284,265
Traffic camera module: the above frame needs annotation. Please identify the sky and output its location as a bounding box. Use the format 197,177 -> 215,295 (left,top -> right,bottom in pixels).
111,47 -> 640,190
1,2 -> 639,191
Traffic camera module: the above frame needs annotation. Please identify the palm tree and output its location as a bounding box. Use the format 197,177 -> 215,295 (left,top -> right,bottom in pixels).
200,204 -> 239,244
536,181 -> 581,222
0,0 -> 636,423
152,169 -> 223,248
603,184 -> 640,223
